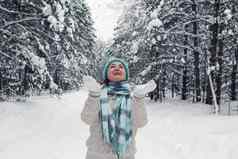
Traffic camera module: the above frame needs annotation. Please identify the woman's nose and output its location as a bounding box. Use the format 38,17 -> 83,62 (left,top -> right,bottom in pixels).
114,65 -> 121,70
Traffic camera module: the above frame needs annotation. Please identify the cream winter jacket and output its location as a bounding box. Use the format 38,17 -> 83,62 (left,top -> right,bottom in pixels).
81,92 -> 148,159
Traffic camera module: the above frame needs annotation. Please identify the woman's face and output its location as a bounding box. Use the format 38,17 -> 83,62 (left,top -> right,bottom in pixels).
107,62 -> 126,82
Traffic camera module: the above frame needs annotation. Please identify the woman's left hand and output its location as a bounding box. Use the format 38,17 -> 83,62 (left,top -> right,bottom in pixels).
133,80 -> 157,97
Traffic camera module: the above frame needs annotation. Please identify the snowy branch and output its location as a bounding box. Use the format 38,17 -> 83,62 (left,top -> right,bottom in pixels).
0,50 -> 14,60
161,11 -> 192,21
176,0 -> 193,7
167,31 -> 207,39
168,65 -> 183,76
0,5 -> 36,15
161,43 -> 194,51
27,26 -> 59,42
1,17 -> 42,29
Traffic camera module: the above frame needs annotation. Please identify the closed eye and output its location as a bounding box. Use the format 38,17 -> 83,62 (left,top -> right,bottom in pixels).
110,64 -> 116,68
119,64 -> 124,69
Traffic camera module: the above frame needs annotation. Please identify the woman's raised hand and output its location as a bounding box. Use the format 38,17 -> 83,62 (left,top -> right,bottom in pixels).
133,80 -> 157,98
83,75 -> 101,93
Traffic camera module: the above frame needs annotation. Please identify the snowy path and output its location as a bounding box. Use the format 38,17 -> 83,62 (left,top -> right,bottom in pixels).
0,90 -> 238,159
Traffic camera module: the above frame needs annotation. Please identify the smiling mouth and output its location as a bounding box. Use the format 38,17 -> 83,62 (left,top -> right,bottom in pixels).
113,71 -> 122,76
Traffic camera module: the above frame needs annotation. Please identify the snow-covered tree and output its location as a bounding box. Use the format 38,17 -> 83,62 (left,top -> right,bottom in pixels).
112,0 -> 238,107
0,0 -> 96,99
112,0 -> 154,83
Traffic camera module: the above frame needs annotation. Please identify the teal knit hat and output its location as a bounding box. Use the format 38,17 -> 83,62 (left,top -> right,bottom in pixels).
102,57 -> 129,82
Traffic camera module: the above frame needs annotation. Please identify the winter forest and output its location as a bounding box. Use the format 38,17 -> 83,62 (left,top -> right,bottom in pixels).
1,0 -> 238,111
1,0 -> 238,159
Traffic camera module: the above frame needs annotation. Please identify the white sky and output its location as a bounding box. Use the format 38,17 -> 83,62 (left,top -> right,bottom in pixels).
86,0 -> 128,41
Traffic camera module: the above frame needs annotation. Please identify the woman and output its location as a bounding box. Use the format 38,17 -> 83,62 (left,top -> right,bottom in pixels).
81,57 -> 156,159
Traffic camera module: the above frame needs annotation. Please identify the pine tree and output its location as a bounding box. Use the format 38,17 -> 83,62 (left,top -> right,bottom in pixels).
0,0 -> 96,99
110,0 -> 238,106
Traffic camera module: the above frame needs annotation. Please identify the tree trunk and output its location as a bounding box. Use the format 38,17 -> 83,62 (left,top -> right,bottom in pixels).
0,70 -> 2,92
162,68 -> 166,98
192,1 -> 201,102
171,73 -> 175,98
202,50 -> 208,103
182,35 -> 188,100
231,47 -> 238,100
208,67 -> 219,114
216,23 -> 223,107
22,65 -> 31,96
206,0 -> 220,105
155,78 -> 160,102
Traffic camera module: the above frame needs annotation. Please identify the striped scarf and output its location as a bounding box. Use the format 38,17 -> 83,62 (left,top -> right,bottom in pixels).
99,81 -> 132,159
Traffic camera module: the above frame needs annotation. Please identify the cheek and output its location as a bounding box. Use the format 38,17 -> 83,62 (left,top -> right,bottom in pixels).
108,71 -> 114,78
107,69 -> 115,79
118,69 -> 126,80
121,70 -> 125,77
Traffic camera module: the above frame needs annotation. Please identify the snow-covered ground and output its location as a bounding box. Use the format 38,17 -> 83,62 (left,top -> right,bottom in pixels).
0,90 -> 238,159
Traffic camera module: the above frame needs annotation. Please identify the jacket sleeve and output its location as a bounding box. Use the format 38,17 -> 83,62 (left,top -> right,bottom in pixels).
81,92 -> 100,125
132,95 -> 148,128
